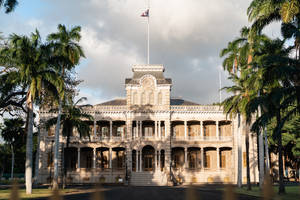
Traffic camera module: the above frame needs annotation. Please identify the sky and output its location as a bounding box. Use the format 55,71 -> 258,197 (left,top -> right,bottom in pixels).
0,0 -> 281,105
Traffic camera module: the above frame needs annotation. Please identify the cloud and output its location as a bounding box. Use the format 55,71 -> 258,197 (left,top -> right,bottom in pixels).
0,0 -> 280,104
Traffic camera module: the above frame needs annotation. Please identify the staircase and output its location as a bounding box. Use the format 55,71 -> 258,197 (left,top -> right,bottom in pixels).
130,171 -> 168,186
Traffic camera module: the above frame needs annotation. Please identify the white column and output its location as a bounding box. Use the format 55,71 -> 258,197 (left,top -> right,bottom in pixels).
140,121 -> 143,138
154,150 -> 157,171
201,148 -> 204,170
164,121 -> 167,138
158,121 -> 161,139
155,121 -> 157,139
110,121 -> 113,140
216,121 -> 219,140
217,147 -> 220,169
184,121 -> 187,140
94,119 -> 97,138
139,151 -> 142,172
184,147 -> 188,169
93,148 -> 96,169
121,125 -> 124,140
77,148 -> 81,169
135,121 -> 138,138
109,148 -> 112,169
200,121 -> 203,139
158,150 -> 161,171
136,151 -> 138,172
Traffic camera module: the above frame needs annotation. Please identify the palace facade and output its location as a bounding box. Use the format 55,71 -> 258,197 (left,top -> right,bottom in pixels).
37,64 -> 259,185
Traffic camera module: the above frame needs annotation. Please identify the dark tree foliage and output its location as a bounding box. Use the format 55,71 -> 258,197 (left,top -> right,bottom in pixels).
0,0 -> 18,13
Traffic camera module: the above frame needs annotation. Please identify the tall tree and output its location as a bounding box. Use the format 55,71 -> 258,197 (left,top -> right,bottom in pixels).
5,30 -> 62,194
0,118 -> 25,179
0,0 -> 18,13
46,96 -> 93,188
47,24 -> 85,189
247,37 -> 300,194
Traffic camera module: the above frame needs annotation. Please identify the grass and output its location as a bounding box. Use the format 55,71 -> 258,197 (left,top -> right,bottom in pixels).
0,188 -> 82,200
234,185 -> 300,200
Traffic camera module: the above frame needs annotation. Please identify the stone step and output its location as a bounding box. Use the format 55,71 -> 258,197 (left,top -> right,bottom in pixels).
130,172 -> 168,186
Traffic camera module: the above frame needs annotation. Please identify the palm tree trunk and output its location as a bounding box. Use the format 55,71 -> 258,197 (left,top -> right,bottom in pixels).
276,112 -> 285,194
10,145 -> 14,179
237,113 -> 242,187
264,127 -> 270,174
245,123 -> 251,190
25,93 -> 33,194
34,126 -> 41,184
258,104 -> 264,189
53,98 -> 62,189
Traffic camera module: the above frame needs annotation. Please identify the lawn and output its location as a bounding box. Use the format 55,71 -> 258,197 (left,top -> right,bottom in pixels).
0,188 -> 82,200
234,185 -> 300,200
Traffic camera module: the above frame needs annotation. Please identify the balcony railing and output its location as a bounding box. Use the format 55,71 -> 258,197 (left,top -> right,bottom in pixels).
60,135 -> 232,142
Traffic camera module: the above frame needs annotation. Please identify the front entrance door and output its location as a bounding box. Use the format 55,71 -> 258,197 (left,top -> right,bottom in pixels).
142,145 -> 155,172
144,154 -> 153,171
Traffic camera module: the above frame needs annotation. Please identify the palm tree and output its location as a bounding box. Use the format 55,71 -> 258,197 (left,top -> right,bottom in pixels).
247,37 -> 300,194
5,30 -> 62,194
0,0 -> 18,13
46,96 -> 93,188
0,118 -> 25,179
46,24 -> 85,189
220,28 -> 258,190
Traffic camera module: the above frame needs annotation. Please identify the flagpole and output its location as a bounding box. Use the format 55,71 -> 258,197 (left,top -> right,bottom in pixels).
147,0 -> 150,65
219,69 -> 222,104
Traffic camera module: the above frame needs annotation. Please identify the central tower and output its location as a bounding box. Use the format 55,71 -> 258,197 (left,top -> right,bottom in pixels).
125,64 -> 172,110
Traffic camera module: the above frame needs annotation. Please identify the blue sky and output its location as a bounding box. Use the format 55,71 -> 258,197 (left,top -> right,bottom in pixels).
0,0 -> 282,105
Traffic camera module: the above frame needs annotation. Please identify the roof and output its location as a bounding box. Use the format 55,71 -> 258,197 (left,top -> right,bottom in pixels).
95,98 -> 200,106
170,98 -> 200,106
96,99 -> 126,106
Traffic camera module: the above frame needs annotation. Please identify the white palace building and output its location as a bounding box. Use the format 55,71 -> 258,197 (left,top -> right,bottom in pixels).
37,64 -> 259,185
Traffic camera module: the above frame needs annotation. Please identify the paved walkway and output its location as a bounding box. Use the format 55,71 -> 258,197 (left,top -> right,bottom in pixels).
38,186 -> 260,200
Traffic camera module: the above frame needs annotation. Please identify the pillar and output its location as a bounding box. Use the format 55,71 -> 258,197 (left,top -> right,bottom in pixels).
77,148 -> 81,169
93,148 -> 96,169
110,121 -> 113,140
217,147 -> 220,169
109,148 -> 112,169
136,150 -> 138,172
200,121 -> 203,139
158,150 -> 161,171
201,148 -> 204,170
158,121 -> 161,139
139,151 -> 142,172
216,121 -> 219,140
155,121 -> 157,139
184,147 -> 188,169
164,121 -> 167,138
154,150 -> 157,171
94,119 -> 97,138
139,121 -> 143,138
184,121 -> 187,140
135,121 -> 138,138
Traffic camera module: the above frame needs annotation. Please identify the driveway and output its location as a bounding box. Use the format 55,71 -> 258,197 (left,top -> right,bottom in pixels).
38,186 -> 260,200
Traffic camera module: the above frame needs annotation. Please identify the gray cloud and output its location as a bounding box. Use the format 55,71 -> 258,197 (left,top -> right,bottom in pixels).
1,0 -> 278,104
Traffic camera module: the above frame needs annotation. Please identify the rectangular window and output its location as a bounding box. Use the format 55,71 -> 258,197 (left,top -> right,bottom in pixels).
102,127 -> 108,137
205,154 -> 210,168
243,152 -> 247,167
221,155 -> 226,168
117,127 -> 122,137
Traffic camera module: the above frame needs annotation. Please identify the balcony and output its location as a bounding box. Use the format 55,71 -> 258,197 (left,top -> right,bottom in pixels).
172,135 -> 233,142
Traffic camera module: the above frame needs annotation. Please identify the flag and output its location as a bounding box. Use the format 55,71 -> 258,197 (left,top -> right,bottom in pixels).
141,9 -> 149,17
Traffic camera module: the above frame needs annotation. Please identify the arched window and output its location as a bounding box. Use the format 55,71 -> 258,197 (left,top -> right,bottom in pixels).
141,92 -> 146,105
132,92 -> 137,105
158,92 -> 163,105
149,92 -> 154,105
